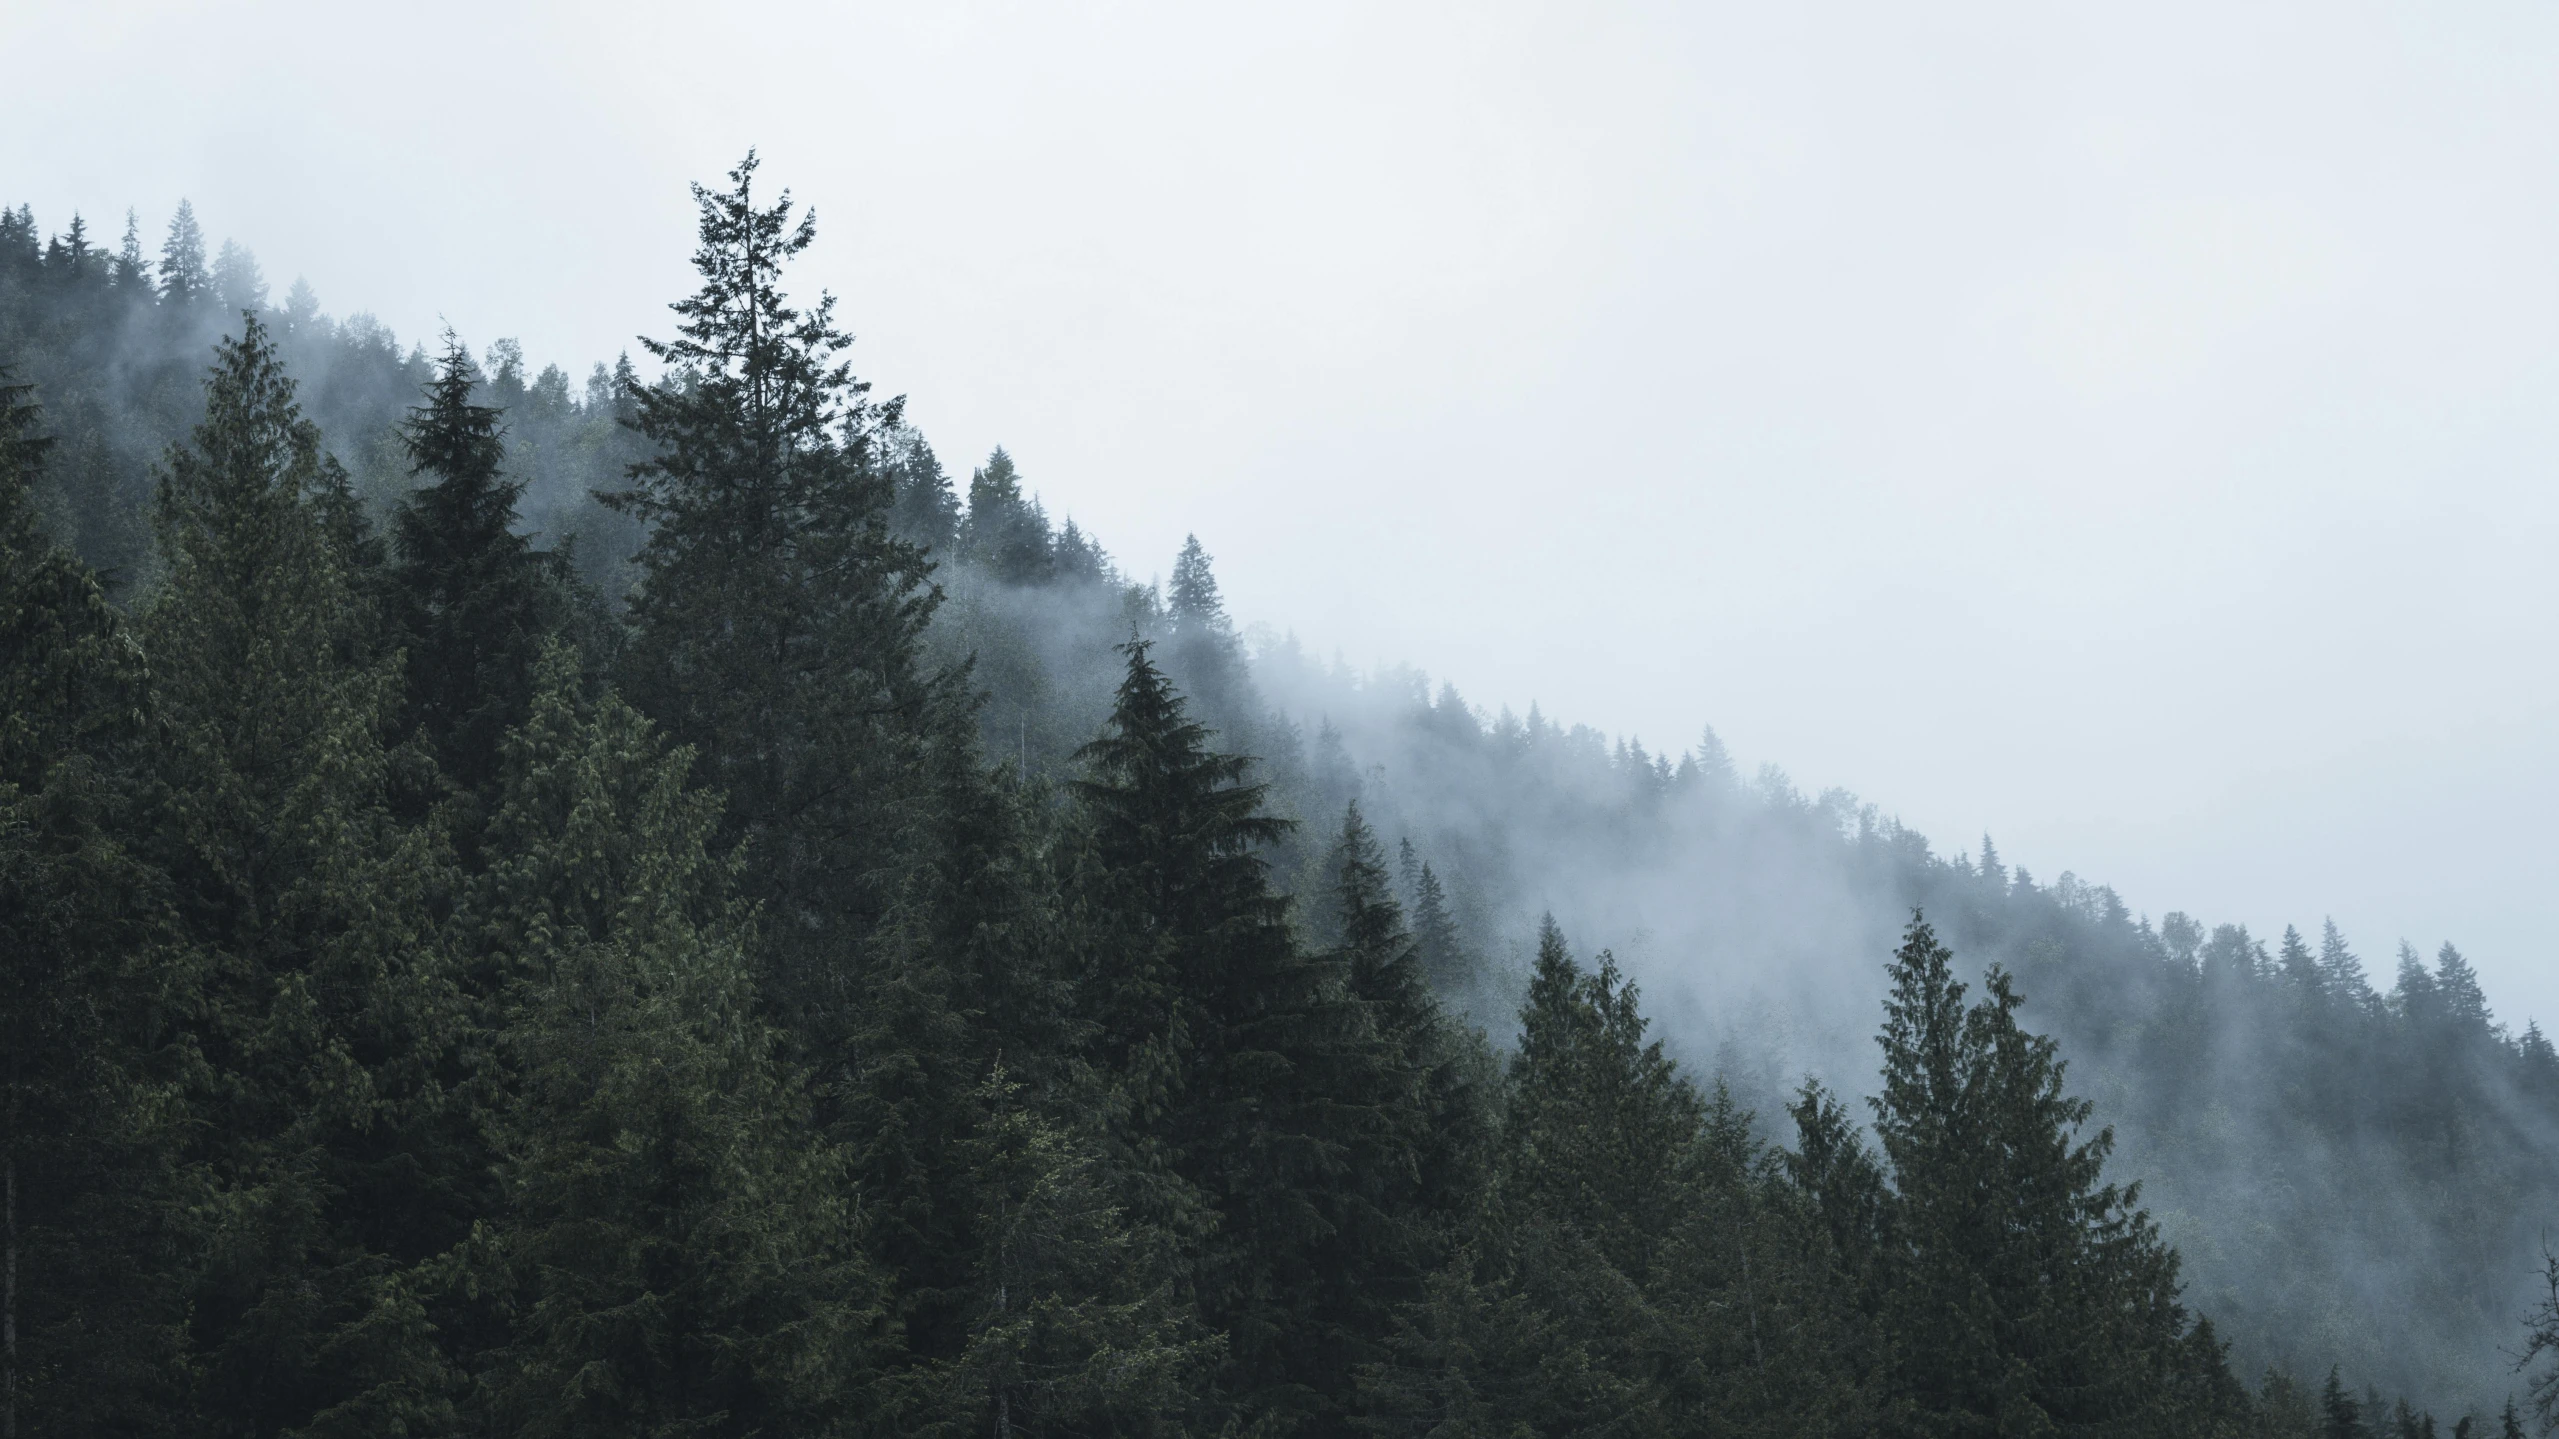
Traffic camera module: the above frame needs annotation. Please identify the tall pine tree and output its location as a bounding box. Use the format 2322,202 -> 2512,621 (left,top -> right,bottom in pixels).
144,316 -> 462,1437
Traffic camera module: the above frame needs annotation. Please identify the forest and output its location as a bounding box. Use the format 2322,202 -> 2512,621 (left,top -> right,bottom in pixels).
5,158 -> 2559,1437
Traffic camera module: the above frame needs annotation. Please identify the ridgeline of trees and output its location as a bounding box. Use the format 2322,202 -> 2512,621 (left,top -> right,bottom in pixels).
3,159 -> 2554,1436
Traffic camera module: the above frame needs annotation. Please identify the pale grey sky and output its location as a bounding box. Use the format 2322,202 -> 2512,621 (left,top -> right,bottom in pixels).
10,0 -> 2557,1022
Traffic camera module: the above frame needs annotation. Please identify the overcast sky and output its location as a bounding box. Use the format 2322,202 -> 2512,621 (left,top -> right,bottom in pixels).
9,0 -> 2557,1023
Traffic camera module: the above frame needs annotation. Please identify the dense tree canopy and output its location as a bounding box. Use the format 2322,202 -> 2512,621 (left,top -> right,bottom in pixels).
1,167 -> 2549,1437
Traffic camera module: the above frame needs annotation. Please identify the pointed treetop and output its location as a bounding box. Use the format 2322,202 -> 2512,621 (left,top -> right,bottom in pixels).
159,199 -> 208,305
1168,534 -> 1228,631
213,238 -> 266,314
113,209 -> 148,290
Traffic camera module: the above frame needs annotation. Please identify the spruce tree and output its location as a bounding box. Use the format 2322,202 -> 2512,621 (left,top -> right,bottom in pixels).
1072,640 -> 1377,1428
144,317 -> 463,1436
389,335 -> 566,801
610,155 -> 1090,1419
1867,911 -> 2232,1436
0,371 -> 190,1434
882,423 -> 960,550
463,647 -> 885,1437
157,200 -> 208,309
608,150 -> 957,1037
1310,805 -> 1490,1401
959,447 -> 1052,584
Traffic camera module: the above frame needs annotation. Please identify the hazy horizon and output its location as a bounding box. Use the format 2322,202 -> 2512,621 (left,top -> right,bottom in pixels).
8,0 -> 2555,1027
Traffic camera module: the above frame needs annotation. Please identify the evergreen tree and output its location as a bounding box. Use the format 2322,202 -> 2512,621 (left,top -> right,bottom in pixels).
1402,844 -> 1468,999
1310,806 -> 1490,1395
157,200 -> 208,309
212,239 -> 266,315
389,335 -> 569,801
1162,535 -> 1257,741
609,150 -> 957,1037
882,422 -> 959,550
1867,912 -> 2231,1436
607,154 -> 1074,1421
2280,924 -> 2323,998
0,370 -> 189,1434
463,647 -> 885,1437
111,209 -> 149,292
934,1065 -> 1217,1436
1073,640 -> 1382,1428
144,316 -> 462,1436
959,447 -> 1052,584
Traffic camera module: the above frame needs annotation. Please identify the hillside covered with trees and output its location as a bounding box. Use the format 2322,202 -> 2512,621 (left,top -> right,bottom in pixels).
4,160 -> 2555,1436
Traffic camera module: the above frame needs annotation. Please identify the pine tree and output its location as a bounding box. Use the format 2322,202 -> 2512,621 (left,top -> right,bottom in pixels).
608,150 -> 957,1039
1786,1079 -> 1892,1311
389,334 -> 568,801
1310,806 -> 1490,1398
1406,850 -> 1468,999
1072,640 -> 1385,1428
608,155 -> 1086,1421
936,1065 -> 1216,1437
1162,535 -> 1256,741
1503,918 -> 1701,1287
157,200 -> 208,309
2319,919 -> 2371,1005
462,647 -> 886,1437
882,423 -> 959,550
2280,924 -> 2324,998
1867,912 -> 2230,1436
110,209 -> 149,293
144,317 -> 463,1435
959,447 -> 1052,584
212,240 -> 266,314
0,370 -> 190,1434
1359,919 -> 1669,1437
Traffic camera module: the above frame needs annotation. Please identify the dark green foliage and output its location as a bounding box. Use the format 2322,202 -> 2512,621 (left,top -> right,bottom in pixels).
1856,912 -> 2240,1436
0,165 -> 2499,1439
1073,639 -> 1366,1424
144,315 -> 465,1436
390,336 -> 582,800
959,447 -> 1052,584
462,648 -> 885,1438
0,370 -> 189,1434
883,422 -> 960,550
608,151 -> 957,1039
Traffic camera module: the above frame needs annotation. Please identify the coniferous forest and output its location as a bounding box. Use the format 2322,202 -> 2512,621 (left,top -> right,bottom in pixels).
7,158 -> 2559,1436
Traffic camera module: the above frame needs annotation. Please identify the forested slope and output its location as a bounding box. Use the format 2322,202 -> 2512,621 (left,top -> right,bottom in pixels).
2,167 -> 2552,1434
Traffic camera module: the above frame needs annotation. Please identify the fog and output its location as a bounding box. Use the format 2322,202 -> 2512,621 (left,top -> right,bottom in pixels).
10,0 -> 2555,1025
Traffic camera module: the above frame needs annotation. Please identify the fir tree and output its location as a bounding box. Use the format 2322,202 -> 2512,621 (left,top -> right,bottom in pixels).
0,371 -> 189,1434
463,647 -> 885,1437
882,422 -> 960,550
1867,912 -> 2230,1436
608,150 -> 957,1037
959,447 -> 1052,584
157,200 -> 207,309
1072,640 -> 1380,1428
144,317 -> 462,1435
212,239 -> 266,314
111,209 -> 149,292
389,334 -> 568,801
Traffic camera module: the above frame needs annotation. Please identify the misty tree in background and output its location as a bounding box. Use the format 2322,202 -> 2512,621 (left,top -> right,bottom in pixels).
958,446 -> 1053,585
155,200 -> 207,311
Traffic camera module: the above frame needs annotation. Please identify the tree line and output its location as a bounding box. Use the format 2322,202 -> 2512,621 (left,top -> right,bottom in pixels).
1,157 -> 2548,1436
